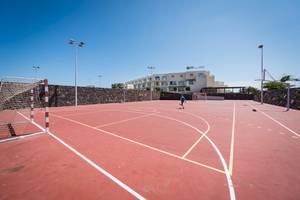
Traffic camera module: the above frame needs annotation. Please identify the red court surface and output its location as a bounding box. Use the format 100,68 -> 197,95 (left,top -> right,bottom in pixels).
1,100 -> 300,200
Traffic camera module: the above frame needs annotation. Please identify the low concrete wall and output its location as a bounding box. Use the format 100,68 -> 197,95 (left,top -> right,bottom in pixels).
206,93 -> 254,100
160,92 -> 253,101
254,88 -> 300,110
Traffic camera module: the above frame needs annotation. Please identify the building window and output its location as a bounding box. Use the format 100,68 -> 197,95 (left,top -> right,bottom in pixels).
171,75 -> 175,78
190,73 -> 194,77
178,87 -> 185,92
180,74 -> 184,78
160,88 -> 168,92
169,87 -> 177,92
178,80 -> 185,86
169,81 -> 177,85
155,76 -> 160,81
186,87 -> 190,91
188,80 -> 194,85
198,73 -> 204,77
155,82 -> 159,86
161,82 -> 168,86
162,76 -> 167,80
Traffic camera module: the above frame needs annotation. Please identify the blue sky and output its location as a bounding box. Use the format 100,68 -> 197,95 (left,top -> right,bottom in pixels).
1,0 -> 300,88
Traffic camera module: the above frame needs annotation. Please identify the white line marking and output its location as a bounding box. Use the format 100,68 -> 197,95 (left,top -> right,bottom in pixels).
0,131 -> 44,143
229,102 -> 236,176
182,134 -> 206,158
96,113 -> 157,128
51,113 -> 225,174
130,106 -> 236,200
61,109 -> 153,117
204,132 -> 236,200
248,103 -> 300,138
17,112 -> 146,200
150,113 -> 210,159
151,113 -> 236,200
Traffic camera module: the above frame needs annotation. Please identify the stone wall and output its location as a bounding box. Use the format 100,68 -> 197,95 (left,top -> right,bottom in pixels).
2,84 -> 160,109
254,88 -> 300,110
160,92 -> 192,100
48,85 -> 160,107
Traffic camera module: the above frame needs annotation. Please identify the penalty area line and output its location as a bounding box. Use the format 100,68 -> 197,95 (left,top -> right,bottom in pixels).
51,113 -> 225,174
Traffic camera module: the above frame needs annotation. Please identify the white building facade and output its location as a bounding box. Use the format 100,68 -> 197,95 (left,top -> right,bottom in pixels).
125,70 -> 224,93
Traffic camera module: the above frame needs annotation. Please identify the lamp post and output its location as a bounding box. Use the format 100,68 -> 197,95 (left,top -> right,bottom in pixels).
147,66 -> 155,101
258,44 -> 264,104
69,39 -> 85,107
32,66 -> 40,80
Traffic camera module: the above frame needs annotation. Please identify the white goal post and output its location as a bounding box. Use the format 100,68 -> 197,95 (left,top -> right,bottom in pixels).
0,77 -> 49,140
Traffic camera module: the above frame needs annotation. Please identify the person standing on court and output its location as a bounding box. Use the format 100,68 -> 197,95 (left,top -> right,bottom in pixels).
180,94 -> 186,109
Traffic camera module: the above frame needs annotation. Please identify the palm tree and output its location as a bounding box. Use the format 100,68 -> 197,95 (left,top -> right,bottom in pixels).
280,75 -> 292,83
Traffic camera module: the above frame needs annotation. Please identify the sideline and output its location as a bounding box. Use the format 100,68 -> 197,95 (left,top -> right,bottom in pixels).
247,103 -> 300,138
229,102 -> 236,175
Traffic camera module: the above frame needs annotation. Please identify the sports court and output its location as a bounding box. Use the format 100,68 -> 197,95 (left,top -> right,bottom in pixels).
1,100 -> 299,200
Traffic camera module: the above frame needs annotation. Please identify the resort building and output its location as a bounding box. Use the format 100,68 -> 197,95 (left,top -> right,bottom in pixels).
125,70 -> 224,93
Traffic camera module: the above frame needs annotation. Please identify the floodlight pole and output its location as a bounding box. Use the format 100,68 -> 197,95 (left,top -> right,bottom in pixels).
147,66 -> 155,101
258,44 -> 264,104
69,39 -> 85,107
75,46 -> 78,107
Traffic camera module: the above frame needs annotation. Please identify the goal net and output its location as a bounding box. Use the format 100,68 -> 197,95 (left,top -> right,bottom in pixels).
0,77 -> 49,141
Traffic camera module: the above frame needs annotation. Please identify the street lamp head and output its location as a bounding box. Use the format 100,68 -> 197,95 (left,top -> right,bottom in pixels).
258,44 -> 263,48
69,39 -> 76,45
78,42 -> 85,47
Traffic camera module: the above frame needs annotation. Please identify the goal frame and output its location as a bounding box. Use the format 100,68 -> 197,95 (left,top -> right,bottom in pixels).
0,77 -> 49,134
